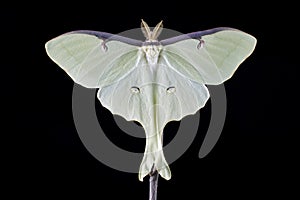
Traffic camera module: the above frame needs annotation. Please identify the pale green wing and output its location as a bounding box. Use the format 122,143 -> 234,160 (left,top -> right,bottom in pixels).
45,33 -> 139,88
162,30 -> 257,85
98,59 -> 210,181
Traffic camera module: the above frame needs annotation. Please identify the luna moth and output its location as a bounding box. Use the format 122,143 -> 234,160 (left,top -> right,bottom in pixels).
45,20 -> 256,185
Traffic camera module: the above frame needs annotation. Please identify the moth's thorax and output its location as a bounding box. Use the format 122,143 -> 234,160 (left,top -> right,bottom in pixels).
141,44 -> 162,65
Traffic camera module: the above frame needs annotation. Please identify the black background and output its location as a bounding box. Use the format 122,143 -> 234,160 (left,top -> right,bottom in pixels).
5,1 -> 299,199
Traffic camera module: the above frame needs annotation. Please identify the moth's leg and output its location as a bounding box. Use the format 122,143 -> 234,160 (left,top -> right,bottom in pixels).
101,40 -> 108,52
197,38 -> 205,49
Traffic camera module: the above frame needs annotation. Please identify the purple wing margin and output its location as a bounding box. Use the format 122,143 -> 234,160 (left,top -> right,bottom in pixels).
65,30 -> 144,46
160,27 -> 237,45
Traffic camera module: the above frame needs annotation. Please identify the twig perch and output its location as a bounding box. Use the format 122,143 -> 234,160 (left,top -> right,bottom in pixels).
149,170 -> 159,200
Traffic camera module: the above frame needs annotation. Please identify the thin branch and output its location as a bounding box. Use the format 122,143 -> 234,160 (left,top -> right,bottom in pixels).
149,170 -> 159,200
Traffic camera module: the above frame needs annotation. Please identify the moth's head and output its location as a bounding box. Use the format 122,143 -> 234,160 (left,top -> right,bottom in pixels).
141,19 -> 163,42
